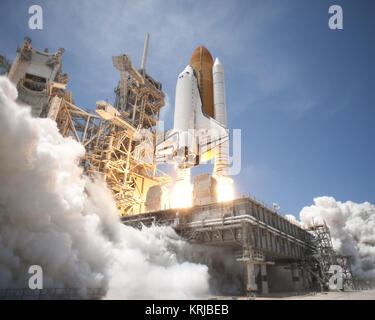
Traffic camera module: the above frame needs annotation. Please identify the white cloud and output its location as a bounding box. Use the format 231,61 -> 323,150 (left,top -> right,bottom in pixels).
300,196 -> 375,284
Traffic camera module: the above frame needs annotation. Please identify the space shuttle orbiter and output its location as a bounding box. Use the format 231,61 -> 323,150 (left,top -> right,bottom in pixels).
156,47 -> 229,169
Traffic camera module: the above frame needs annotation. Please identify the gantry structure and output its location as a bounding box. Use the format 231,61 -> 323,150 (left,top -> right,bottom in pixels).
307,223 -> 355,290
6,36 -> 170,215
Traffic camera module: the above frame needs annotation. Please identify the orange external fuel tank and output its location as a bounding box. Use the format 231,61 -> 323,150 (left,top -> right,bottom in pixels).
190,46 -> 215,118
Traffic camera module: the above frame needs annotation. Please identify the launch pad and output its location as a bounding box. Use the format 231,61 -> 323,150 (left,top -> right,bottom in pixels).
122,197 -> 355,295
0,36 -> 356,297
122,196 -> 317,294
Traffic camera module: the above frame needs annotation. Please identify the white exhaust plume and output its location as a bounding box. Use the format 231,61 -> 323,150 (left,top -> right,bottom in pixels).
0,76 -> 209,299
300,196 -> 375,285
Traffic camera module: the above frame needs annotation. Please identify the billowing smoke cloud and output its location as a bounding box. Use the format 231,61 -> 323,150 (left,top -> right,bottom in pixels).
0,76 -> 209,299
300,196 -> 375,285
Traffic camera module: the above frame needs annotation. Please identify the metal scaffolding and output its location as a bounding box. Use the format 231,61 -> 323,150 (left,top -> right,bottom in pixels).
48,93 -> 170,215
307,223 -> 355,291
6,36 -> 171,216
0,54 -> 11,75
51,53 -> 169,215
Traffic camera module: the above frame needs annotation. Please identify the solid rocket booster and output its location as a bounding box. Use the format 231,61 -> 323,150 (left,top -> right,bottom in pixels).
213,57 -> 230,178
213,58 -> 227,127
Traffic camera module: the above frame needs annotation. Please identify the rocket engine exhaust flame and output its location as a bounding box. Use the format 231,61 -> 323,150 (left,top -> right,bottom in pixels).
216,176 -> 234,202
171,168 -> 193,208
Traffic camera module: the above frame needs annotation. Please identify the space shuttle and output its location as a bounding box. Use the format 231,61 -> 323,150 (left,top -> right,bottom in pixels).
156,46 -> 229,169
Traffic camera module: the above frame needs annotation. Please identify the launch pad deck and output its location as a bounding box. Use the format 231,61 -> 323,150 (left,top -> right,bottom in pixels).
122,197 -> 319,294
121,197 -> 315,262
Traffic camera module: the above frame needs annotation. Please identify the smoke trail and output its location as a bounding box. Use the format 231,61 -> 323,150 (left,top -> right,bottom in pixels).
300,196 -> 375,286
0,76 -> 209,299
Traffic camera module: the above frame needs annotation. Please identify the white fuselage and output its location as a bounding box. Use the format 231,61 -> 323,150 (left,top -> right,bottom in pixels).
156,65 -> 228,169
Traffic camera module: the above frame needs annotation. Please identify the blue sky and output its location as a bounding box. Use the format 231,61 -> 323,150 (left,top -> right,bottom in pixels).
1,0 -> 374,218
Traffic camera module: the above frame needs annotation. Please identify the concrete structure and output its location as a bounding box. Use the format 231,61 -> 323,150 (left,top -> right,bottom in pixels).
193,173 -> 217,206
121,197 -> 317,295
145,185 -> 169,212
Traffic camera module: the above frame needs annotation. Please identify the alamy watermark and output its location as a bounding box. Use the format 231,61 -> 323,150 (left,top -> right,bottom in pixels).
155,120 -> 243,175
28,5 -> 43,30
28,265 -> 43,289
329,5 -> 343,30
27,4 -> 343,31
328,265 -> 344,290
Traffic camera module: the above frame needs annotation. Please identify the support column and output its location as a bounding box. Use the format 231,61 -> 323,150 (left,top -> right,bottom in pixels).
246,262 -> 257,293
132,96 -> 138,124
302,267 -> 312,291
260,264 -> 269,294
291,263 -> 300,291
